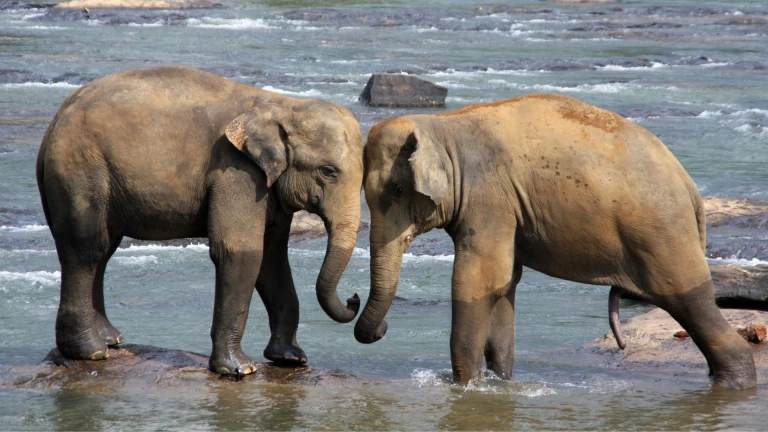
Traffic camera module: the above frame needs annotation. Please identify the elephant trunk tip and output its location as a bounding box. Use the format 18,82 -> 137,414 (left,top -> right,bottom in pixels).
347,293 -> 360,314
354,319 -> 388,344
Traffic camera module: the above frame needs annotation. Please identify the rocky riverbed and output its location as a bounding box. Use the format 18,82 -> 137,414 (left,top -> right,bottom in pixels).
1,344 -> 361,391
586,308 -> 768,383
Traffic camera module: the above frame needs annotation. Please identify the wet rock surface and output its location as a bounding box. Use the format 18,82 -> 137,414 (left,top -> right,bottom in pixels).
703,197 -> 768,230
586,308 -> 768,380
703,197 -> 768,261
710,264 -> 768,310
360,73 -> 447,108
1,344 -> 359,390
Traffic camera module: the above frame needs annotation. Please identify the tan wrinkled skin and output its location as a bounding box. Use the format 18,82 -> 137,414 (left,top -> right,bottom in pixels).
38,66 -> 364,376
359,94 -> 757,389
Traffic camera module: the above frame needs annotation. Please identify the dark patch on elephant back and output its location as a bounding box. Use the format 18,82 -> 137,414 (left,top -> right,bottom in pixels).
553,97 -> 623,134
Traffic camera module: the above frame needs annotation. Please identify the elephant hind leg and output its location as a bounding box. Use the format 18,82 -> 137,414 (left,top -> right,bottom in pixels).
648,278 -> 756,389
52,218 -> 115,361
93,235 -> 124,346
484,263 -> 522,379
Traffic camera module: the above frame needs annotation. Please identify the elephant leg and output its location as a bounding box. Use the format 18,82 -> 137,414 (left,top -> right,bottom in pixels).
653,278 -> 756,389
484,263 -> 522,379
207,186 -> 266,376
450,227 -> 516,385
92,235 -> 124,346
256,216 -> 307,365
53,214 -> 112,360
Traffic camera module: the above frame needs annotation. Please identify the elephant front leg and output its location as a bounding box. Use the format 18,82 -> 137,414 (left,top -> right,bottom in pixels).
450,228 -> 516,385
209,246 -> 261,375
484,263 -> 522,379
257,217 -> 307,366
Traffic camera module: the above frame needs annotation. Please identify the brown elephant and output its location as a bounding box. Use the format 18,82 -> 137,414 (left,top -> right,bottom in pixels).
356,94 -> 757,390
37,66 -> 363,375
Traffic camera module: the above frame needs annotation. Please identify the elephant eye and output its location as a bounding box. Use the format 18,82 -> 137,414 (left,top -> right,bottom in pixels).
320,165 -> 338,180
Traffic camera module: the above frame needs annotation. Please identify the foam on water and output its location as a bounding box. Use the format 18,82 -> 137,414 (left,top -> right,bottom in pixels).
186,17 -> 277,30
0,270 -> 60,286
117,243 -> 209,253
262,86 -> 325,97
411,368 -> 559,397
596,62 -> 667,71
1,82 -> 79,89
114,255 -> 159,266
708,257 -> 768,267
0,225 -> 48,233
346,247 -> 455,263
126,21 -> 165,28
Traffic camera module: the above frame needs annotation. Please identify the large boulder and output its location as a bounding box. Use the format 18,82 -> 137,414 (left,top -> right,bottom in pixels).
710,264 -> 768,310
359,73 -> 447,108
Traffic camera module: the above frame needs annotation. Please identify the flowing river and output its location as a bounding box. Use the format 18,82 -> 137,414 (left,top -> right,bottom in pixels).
1,0 -> 767,429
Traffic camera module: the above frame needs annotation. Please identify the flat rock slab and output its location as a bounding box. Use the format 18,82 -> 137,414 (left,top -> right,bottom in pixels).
710,264 -> 768,310
55,0 -> 222,8
703,197 -> 768,229
1,344 -> 359,390
360,73 -> 447,108
586,308 -> 768,380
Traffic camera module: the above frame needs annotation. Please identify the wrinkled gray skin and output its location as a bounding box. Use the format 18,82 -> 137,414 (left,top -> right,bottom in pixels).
37,66 -> 363,375
357,94 -> 757,390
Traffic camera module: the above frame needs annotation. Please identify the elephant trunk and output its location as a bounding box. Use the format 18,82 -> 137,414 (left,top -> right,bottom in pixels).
315,197 -> 361,324
354,240 -> 403,344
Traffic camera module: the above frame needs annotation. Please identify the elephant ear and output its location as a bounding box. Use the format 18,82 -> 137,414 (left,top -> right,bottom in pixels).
408,128 -> 449,206
225,106 -> 292,187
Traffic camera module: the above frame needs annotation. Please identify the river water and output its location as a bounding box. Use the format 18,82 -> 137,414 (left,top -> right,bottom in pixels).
1,0 -> 767,429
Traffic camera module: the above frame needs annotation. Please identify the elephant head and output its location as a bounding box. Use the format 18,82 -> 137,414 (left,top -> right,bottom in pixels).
226,100 -> 364,323
355,117 -> 454,343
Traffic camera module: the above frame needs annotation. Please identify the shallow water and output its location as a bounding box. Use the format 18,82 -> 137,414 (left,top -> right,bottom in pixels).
1,0 -> 767,429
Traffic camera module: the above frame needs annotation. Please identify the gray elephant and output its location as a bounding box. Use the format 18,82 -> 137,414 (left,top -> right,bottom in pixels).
37,66 -> 363,375
355,94 -> 757,389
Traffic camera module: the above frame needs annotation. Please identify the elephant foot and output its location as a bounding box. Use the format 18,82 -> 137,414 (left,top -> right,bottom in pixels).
55,318 -> 109,361
209,348 -> 257,376
711,353 -> 757,390
263,338 -> 308,366
94,313 -> 124,346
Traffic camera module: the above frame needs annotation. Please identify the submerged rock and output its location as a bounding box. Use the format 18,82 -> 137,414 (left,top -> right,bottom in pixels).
2,344 -> 359,390
360,74 -> 447,108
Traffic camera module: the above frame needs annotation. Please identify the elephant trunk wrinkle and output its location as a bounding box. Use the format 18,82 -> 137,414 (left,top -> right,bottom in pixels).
356,247 -> 403,344
315,207 -> 360,323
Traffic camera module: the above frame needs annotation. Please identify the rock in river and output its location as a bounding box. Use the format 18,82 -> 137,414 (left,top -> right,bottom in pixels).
710,264 -> 768,310
589,308 -> 768,381
1,344 -> 359,391
359,73 -> 448,108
